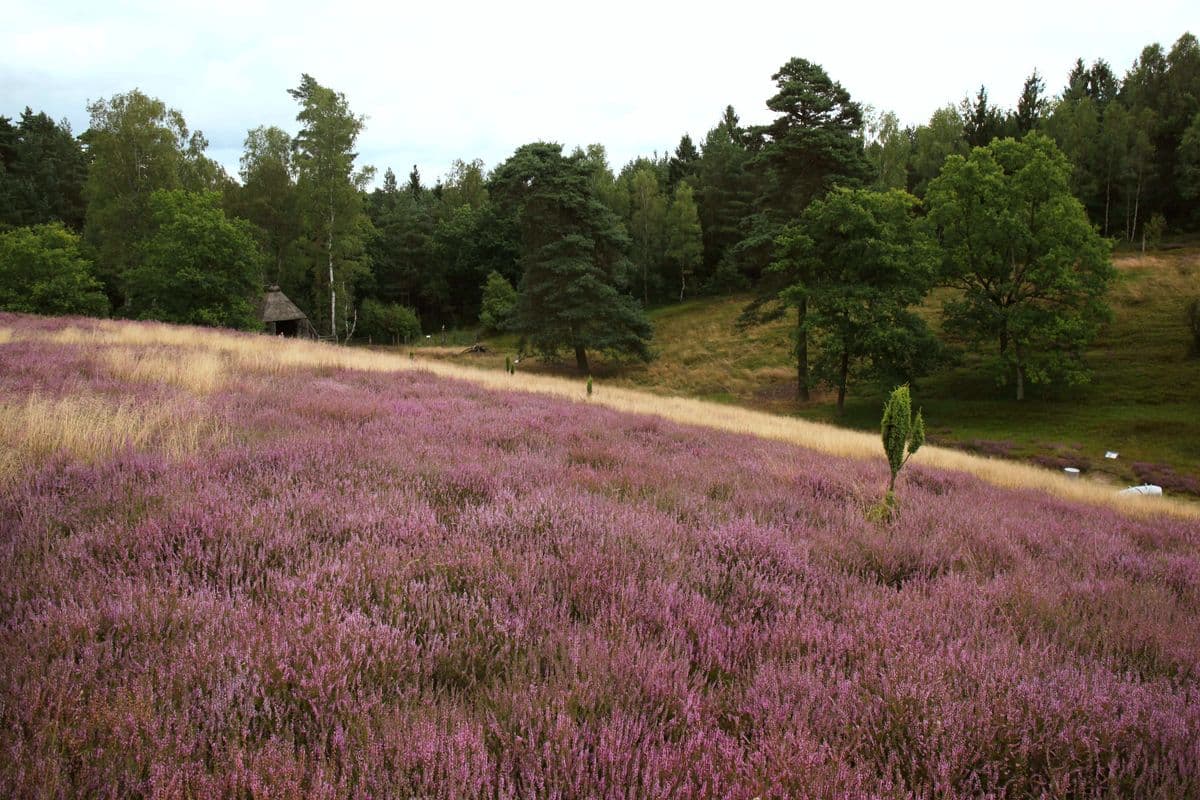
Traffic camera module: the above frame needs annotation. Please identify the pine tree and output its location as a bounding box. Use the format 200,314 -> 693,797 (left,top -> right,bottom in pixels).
491,143 -> 652,373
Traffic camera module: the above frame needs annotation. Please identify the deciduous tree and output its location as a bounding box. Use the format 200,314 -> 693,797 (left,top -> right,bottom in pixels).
926,133 -> 1113,400
0,223 -> 108,316
289,74 -> 374,342
125,190 -> 263,329
770,188 -> 938,413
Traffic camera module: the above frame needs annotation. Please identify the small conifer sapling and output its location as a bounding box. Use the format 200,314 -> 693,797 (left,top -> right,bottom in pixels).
881,385 -> 925,507
586,376 -> 593,397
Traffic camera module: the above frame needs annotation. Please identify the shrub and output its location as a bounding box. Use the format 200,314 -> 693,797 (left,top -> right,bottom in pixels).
360,299 -> 421,344
478,271 -> 517,333
879,385 -> 925,510
0,223 -> 109,317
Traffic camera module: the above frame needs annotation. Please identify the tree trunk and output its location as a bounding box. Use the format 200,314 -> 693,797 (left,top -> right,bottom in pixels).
328,204 -> 337,342
836,348 -> 848,414
796,301 -> 809,402
1014,342 -> 1025,401
574,345 -> 589,374
1132,167 -> 1142,246
1103,175 -> 1111,238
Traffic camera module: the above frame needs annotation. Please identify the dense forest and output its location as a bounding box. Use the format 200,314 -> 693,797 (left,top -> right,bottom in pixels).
1,32 -> 1197,397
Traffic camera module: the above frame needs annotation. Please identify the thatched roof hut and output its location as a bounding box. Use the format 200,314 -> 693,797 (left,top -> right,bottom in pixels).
258,286 -> 314,338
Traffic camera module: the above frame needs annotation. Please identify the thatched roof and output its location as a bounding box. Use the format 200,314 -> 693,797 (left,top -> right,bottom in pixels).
258,286 -> 307,323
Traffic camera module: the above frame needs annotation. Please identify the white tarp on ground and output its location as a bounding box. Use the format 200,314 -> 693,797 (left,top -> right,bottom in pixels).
1118,484 -> 1163,496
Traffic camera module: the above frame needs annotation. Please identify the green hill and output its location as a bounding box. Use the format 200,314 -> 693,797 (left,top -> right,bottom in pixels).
423,247 -> 1200,495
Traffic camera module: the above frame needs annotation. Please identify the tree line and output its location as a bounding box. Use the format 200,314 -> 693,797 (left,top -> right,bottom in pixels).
1,32 -> 1196,400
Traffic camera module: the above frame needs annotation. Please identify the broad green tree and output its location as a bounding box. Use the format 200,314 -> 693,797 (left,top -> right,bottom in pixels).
491,142 -> 651,373
926,133 -> 1114,400
289,74 -> 374,342
359,299 -> 421,344
770,188 -> 938,412
125,190 -> 263,329
739,57 -> 870,400
0,223 -> 108,316
82,89 -> 192,309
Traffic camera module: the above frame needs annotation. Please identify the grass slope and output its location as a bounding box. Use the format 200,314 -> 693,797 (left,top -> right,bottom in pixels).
438,248 -> 1200,495
2,314 -> 1200,797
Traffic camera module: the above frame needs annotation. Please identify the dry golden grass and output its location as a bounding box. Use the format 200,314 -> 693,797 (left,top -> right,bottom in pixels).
0,393 -> 221,483
101,346 -> 226,395
12,319 -> 1198,520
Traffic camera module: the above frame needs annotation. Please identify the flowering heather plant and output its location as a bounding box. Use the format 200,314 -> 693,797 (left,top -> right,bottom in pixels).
1,312 -> 1200,798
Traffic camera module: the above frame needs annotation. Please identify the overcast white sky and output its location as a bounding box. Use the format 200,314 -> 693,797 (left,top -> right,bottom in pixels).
3,1 -> 1194,186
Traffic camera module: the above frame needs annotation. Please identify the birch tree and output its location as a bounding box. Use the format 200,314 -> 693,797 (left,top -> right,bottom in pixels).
289,74 -> 373,342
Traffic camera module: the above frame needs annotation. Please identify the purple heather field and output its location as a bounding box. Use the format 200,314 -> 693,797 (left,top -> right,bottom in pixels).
2,314 -> 1199,799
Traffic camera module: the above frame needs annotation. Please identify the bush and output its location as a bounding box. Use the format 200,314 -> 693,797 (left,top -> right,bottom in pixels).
126,190 -> 263,329
478,271 -> 517,333
360,299 -> 421,344
0,223 -> 109,317
878,385 -> 925,512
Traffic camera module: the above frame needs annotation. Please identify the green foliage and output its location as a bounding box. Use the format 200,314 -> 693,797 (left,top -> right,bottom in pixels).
229,126 -> 300,291
0,109 -> 88,231
587,375 -> 593,397
82,89 -> 194,309
880,385 -> 925,500
289,74 -> 374,341
665,182 -> 703,302
864,110 -> 911,191
754,57 -> 871,221
693,107 -> 755,286
772,188 -> 939,413
479,270 -> 517,332
491,142 -> 652,374
911,105 -> 968,197
926,133 -> 1114,400
1143,213 -> 1167,249
667,134 -> 700,192
125,190 -> 263,329
504,355 -> 512,374
0,223 -> 108,316
961,86 -> 1007,148
738,58 -> 871,399
359,299 -> 421,344
625,166 -> 668,304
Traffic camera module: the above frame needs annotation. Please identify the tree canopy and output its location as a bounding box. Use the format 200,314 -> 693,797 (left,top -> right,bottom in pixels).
491,142 -> 651,372
0,223 -> 108,316
927,133 -> 1114,399
124,190 -> 263,329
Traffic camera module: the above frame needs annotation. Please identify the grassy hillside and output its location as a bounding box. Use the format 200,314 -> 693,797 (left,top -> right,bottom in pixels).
2,314 -> 1199,796
435,248 -> 1200,495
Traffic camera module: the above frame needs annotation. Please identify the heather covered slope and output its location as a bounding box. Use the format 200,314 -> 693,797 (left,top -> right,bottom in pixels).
2,315 -> 1200,798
